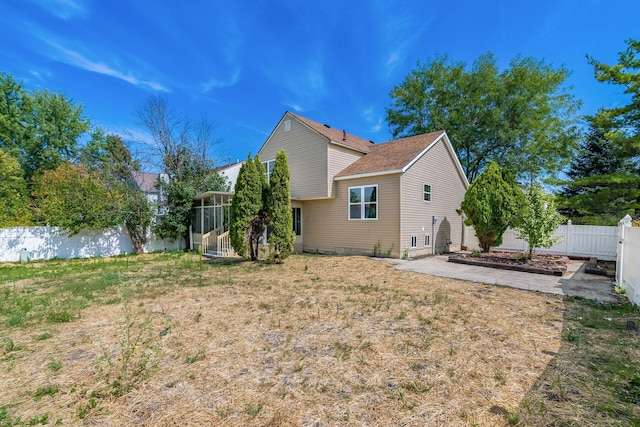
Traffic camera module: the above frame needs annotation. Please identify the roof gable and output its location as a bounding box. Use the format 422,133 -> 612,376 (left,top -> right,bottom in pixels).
335,131 -> 446,179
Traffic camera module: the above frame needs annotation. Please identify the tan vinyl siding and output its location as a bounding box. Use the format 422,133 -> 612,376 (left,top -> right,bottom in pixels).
303,174 -> 401,257
400,138 -> 467,256
327,143 -> 365,197
258,116 -> 329,200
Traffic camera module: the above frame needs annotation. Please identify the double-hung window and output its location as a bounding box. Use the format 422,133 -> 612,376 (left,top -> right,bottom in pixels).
262,160 -> 276,182
423,184 -> 432,202
349,185 -> 377,220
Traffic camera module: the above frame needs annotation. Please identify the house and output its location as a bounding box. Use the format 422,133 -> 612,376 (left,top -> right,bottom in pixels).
215,159 -> 244,189
131,171 -> 168,222
192,111 -> 469,258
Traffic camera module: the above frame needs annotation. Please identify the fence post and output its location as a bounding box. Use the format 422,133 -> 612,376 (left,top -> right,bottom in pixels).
566,219 -> 572,256
617,215 -> 632,286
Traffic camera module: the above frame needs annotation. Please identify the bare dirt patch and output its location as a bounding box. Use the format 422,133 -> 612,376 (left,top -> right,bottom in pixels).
0,253 -> 634,426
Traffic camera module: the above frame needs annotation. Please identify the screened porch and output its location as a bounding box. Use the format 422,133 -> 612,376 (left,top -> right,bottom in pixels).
191,191 -> 234,257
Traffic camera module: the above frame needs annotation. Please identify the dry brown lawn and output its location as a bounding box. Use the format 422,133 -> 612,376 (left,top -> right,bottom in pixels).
0,253 -> 634,426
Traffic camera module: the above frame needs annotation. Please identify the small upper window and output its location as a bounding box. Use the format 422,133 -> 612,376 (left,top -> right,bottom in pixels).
263,160 -> 275,181
284,119 -> 291,132
349,185 -> 377,220
423,184 -> 432,202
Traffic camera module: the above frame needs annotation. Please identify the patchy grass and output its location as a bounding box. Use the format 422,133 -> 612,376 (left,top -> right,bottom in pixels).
515,297 -> 640,426
0,253 -> 637,425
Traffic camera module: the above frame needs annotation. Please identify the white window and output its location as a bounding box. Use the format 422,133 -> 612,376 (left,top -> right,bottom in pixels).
423,184 -> 432,202
292,207 -> 301,236
411,235 -> 417,248
284,119 -> 291,132
424,235 -> 430,247
262,160 -> 275,182
348,185 -> 377,220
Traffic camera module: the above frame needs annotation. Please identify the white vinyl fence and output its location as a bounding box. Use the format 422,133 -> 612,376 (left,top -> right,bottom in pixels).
0,226 -> 184,263
464,220 -> 618,261
617,215 -> 640,305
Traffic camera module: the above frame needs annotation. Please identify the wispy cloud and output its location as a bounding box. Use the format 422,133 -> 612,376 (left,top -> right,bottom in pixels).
28,0 -> 88,20
363,106 -> 384,133
44,39 -> 169,92
374,3 -> 431,79
200,68 -> 241,92
272,53 -> 327,111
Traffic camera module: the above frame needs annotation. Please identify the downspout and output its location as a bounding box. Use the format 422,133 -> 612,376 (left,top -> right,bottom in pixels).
432,215 -> 438,255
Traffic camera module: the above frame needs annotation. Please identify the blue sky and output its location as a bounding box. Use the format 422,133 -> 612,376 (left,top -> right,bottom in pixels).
1,0 -> 638,169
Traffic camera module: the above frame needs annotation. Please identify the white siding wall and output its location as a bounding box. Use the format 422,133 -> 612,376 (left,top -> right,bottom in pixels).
400,138 -> 467,256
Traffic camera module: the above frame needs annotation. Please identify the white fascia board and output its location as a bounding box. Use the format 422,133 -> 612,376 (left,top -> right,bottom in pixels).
400,132 -> 444,173
334,169 -> 403,181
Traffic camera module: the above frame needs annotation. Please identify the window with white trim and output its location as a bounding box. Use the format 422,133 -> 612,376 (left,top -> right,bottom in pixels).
262,160 -> 275,182
423,184 -> 432,202
292,207 -> 301,236
348,185 -> 377,220
424,235 -> 430,247
411,235 -> 417,248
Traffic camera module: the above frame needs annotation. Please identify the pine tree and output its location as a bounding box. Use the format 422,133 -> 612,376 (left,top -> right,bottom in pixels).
556,123 -> 639,224
267,151 -> 295,262
459,161 -> 526,252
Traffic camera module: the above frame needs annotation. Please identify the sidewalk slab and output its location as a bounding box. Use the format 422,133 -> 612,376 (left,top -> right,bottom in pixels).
386,255 -> 619,303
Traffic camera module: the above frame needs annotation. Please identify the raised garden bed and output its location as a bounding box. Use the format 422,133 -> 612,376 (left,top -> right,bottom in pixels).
585,257 -> 616,277
448,251 -> 569,276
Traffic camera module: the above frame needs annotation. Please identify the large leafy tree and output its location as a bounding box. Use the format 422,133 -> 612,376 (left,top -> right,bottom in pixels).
556,122 -> 639,224
386,53 -> 581,183
0,72 -> 90,183
0,149 -> 31,226
516,185 -> 563,259
33,163 -> 121,235
80,132 -> 154,253
230,155 -> 267,260
136,96 -> 228,248
267,150 -> 295,262
459,161 -> 525,252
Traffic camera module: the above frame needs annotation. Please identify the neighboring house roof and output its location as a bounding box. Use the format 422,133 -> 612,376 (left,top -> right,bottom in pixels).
289,112 -> 375,153
214,160 -> 244,172
334,131 -> 447,179
131,171 -> 160,193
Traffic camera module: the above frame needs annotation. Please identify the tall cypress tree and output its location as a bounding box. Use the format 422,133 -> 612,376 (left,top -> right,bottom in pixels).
267,150 -> 295,262
230,156 -> 262,259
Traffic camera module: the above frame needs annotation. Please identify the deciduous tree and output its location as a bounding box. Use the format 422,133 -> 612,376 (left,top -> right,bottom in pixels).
459,161 -> 525,252
80,132 -> 154,253
33,163 -> 121,235
0,72 -> 90,183
386,54 -> 581,183
0,149 -> 31,226
267,151 -> 295,262
136,96 -> 228,248
516,185 -> 563,259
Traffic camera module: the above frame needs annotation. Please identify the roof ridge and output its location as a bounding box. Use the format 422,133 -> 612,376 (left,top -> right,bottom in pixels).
288,112 -> 374,153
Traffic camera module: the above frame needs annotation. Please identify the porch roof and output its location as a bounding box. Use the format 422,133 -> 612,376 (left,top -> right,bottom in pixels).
194,190 -> 234,201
